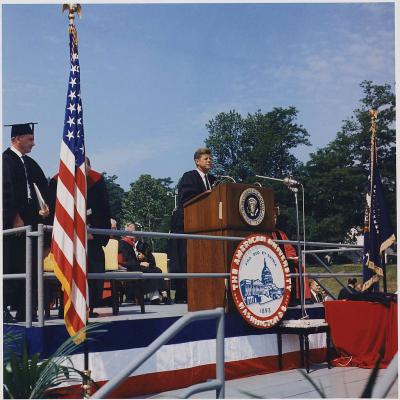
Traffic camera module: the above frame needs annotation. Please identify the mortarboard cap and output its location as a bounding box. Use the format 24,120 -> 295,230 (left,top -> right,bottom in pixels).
5,122 -> 38,138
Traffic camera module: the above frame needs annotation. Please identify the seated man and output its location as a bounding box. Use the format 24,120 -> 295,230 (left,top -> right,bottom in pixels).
118,222 -> 165,304
338,278 -> 358,299
309,280 -> 329,303
136,241 -> 167,304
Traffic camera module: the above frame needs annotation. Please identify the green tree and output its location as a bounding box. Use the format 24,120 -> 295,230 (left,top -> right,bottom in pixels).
205,107 -> 310,183
102,173 -> 125,226
205,107 -> 310,237
121,174 -> 175,251
302,80 -> 396,243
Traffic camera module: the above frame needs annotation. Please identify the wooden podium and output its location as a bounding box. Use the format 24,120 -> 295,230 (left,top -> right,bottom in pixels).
184,183 -> 275,311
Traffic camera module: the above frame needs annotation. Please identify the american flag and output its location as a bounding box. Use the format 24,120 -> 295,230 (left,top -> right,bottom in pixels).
362,110 -> 395,291
51,23 -> 87,344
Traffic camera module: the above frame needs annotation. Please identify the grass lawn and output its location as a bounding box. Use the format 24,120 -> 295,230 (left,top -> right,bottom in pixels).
306,263 -> 397,298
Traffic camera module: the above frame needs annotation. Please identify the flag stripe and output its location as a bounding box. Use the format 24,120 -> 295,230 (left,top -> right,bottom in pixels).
60,141 -> 77,176
53,216 -> 74,266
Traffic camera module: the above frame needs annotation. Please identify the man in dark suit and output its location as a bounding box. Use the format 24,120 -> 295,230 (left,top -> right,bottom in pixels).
169,147 -> 216,303
338,278 -> 358,300
309,280 -> 328,303
2,122 -> 49,321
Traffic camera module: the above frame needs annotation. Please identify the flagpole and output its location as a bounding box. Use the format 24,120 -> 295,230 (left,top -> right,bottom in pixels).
62,3 -> 92,397
369,109 -> 387,293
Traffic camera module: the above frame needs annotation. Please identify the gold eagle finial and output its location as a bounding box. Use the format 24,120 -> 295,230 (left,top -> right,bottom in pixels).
369,109 -> 378,136
62,3 -> 82,24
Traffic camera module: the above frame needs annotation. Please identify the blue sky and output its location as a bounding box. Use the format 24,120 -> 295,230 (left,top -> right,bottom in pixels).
2,2 -> 395,189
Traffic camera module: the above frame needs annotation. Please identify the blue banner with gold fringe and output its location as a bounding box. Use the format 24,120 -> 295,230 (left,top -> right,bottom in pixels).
362,110 -> 395,291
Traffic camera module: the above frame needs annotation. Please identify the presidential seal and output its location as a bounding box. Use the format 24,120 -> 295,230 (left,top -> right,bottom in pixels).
239,188 -> 265,226
230,234 -> 291,328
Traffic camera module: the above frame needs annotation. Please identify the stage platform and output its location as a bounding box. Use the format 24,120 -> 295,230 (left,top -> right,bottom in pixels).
4,301 -> 398,398
150,364 -> 398,398
4,302 -> 332,398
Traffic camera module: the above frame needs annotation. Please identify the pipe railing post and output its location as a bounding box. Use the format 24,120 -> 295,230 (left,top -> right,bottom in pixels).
25,225 -> 33,328
92,308 -> 224,399
216,310 -> 225,399
371,353 -> 398,398
37,224 -> 45,327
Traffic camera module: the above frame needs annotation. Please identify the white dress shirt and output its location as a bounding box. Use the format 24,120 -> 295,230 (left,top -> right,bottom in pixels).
10,146 -> 32,199
196,168 -> 211,190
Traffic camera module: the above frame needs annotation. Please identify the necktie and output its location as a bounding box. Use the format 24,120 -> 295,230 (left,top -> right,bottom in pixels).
205,174 -> 211,190
21,156 -> 32,199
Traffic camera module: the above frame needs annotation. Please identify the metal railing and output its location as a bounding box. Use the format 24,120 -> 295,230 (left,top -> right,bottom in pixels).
91,307 -> 225,399
372,353 -> 398,398
3,224 -> 396,398
3,224 -> 377,328
3,225 -> 33,327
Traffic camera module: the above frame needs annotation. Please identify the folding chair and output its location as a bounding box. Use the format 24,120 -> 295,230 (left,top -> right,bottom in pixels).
153,252 -> 171,302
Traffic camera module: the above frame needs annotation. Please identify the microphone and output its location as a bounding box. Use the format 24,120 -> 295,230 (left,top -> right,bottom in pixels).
255,175 -> 300,186
283,177 -> 300,186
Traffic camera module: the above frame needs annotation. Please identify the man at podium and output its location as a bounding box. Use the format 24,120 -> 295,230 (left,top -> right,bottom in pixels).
169,147 -> 217,303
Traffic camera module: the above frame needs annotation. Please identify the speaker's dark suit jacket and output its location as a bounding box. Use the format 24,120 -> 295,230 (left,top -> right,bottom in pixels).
178,170 -> 217,208
169,170 -> 216,274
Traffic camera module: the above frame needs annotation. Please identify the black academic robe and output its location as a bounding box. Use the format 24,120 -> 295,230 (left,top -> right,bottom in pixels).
118,239 -> 164,298
86,170 -> 112,248
2,148 -> 49,315
118,239 -> 141,272
2,148 -> 49,229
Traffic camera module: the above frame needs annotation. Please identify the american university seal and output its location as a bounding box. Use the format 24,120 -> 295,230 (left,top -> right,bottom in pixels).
239,188 -> 265,226
230,234 -> 291,328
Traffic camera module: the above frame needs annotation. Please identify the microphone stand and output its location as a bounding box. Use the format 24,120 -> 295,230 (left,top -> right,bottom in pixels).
213,175 -> 236,186
256,175 -> 307,318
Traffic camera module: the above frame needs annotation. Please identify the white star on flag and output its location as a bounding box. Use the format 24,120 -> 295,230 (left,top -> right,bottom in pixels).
68,91 -> 76,101
67,103 -> 76,113
66,130 -> 74,140
67,116 -> 75,127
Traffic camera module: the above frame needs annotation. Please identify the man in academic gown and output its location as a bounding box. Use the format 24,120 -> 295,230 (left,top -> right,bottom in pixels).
168,147 -> 216,303
49,156 -> 111,318
2,122 -> 49,321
